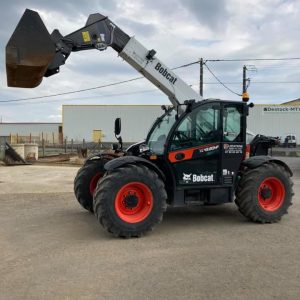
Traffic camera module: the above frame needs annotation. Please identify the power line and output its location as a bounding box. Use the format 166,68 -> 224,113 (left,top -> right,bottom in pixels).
206,58 -> 300,62
204,81 -> 300,85
204,63 -> 242,96
3,89 -> 160,105
2,56 -> 300,103
255,65 -> 300,69
171,60 -> 200,70
3,78 -> 300,106
3,80 -> 300,106
3,81 -> 202,106
1,60 -> 201,104
1,77 -> 143,103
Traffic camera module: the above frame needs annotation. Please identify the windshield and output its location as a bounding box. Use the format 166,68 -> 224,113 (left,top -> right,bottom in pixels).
147,109 -> 177,155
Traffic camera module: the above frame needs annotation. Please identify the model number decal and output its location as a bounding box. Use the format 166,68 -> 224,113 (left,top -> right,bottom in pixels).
198,144 -> 219,154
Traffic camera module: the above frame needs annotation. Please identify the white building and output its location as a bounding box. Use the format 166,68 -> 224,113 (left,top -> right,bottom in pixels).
62,103 -> 300,143
62,105 -> 164,143
247,104 -> 300,139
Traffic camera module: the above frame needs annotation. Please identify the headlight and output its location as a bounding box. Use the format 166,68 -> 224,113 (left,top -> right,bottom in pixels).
139,144 -> 150,153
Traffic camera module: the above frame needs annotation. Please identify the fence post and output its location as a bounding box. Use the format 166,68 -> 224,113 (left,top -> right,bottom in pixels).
64,138 -> 67,154
82,139 -> 87,158
71,139 -> 74,153
52,132 -> 55,147
42,139 -> 45,157
29,133 -> 32,143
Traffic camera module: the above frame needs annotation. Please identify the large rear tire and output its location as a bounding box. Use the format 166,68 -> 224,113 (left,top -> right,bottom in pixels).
74,159 -> 108,212
93,164 -> 167,238
235,162 -> 293,223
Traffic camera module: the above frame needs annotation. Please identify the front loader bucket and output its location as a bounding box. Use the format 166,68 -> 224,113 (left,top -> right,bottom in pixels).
6,9 -> 56,88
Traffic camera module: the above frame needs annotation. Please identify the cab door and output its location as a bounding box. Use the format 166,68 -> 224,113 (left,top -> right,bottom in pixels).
221,103 -> 246,185
167,103 -> 222,186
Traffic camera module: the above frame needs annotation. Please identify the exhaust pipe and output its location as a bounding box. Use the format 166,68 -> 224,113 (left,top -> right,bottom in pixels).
6,9 -> 56,88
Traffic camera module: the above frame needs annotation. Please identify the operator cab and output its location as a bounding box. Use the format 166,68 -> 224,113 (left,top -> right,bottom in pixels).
145,99 -> 248,205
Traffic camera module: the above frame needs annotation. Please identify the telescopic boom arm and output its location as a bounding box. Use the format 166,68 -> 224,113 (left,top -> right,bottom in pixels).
6,9 -> 202,107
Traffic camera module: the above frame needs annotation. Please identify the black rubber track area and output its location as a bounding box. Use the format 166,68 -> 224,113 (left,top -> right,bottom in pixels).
235,162 -> 294,223
93,164 -> 167,238
74,159 -> 108,212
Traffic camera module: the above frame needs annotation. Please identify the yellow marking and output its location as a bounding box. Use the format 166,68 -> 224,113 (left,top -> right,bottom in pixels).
92,130 -> 104,143
82,31 -> 91,43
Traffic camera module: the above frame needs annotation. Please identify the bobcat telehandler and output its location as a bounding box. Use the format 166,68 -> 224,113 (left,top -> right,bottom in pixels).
6,9 -> 294,237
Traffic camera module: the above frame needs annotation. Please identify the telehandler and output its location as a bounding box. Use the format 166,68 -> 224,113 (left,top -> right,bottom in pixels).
6,9 -> 293,237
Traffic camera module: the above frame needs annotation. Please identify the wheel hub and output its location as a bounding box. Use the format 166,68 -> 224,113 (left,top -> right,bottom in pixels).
260,186 -> 272,200
115,182 -> 154,223
123,194 -> 139,209
257,177 -> 285,212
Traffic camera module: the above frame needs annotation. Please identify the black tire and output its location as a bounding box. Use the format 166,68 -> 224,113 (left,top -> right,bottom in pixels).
93,164 -> 167,238
74,159 -> 108,212
235,162 -> 293,223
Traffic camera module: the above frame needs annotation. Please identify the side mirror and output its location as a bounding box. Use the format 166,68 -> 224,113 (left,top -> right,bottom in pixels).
114,118 -> 121,136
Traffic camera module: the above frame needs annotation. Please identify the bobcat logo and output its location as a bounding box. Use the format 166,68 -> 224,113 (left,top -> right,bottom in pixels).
183,173 -> 192,183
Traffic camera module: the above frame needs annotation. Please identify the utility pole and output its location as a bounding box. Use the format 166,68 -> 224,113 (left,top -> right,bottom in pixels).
242,65 -> 247,94
242,65 -> 249,102
199,58 -> 203,97
242,65 -> 256,101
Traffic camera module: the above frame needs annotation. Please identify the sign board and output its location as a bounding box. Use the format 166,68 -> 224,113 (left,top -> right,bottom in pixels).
92,130 -> 104,143
262,106 -> 300,113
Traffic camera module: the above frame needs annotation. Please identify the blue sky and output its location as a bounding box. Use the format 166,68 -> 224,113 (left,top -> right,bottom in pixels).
1,0 -> 300,122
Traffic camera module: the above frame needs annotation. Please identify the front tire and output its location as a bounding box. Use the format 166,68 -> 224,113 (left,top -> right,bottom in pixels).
93,164 -> 167,238
235,162 -> 293,223
74,159 -> 108,212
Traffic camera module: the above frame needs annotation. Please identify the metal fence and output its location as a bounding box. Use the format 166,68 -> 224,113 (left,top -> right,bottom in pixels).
6,132 -> 61,145
1,133 -> 135,158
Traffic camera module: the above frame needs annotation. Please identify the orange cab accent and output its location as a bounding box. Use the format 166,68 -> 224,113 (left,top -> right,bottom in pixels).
168,143 -> 219,163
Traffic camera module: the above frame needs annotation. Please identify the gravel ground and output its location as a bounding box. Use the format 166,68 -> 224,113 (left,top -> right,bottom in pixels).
0,158 -> 299,300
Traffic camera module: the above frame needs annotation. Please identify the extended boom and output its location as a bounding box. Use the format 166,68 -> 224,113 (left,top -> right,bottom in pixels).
6,9 -> 202,107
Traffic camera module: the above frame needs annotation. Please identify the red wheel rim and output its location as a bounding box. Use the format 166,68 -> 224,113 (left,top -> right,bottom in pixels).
115,182 -> 153,223
89,173 -> 103,195
258,177 -> 285,212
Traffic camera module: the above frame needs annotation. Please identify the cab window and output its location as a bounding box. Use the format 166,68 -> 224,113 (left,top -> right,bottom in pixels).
170,103 -> 221,151
223,106 -> 242,142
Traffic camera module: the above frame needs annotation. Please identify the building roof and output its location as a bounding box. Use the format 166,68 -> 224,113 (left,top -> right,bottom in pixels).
282,98 -> 300,105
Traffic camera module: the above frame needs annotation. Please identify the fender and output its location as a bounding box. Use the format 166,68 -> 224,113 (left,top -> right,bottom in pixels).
242,155 -> 293,176
85,152 -> 122,164
104,156 -> 166,181
86,153 -> 103,162
126,141 -> 145,155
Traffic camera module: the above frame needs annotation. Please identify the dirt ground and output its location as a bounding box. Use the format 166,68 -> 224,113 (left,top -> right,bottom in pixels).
0,158 -> 300,300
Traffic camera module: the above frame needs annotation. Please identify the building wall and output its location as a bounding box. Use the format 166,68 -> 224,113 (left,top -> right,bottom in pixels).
62,105 -> 164,142
62,104 -> 300,143
247,104 -> 300,139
